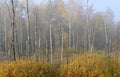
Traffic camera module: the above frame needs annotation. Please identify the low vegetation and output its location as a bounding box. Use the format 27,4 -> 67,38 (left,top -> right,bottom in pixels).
60,52 -> 120,77
0,59 -> 56,77
0,52 -> 120,77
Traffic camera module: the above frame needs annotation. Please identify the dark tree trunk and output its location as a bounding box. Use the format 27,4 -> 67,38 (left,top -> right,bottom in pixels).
11,0 -> 16,61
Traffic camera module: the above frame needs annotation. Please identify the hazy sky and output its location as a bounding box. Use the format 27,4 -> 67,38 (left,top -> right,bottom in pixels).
34,0 -> 120,21
89,0 -> 120,21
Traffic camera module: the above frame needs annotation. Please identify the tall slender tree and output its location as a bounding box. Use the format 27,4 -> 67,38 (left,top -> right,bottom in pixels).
26,0 -> 31,58
11,0 -> 16,60
68,0 -> 72,48
61,24 -> 64,61
50,23 -> 53,64
4,9 -> 7,56
86,0 -> 91,51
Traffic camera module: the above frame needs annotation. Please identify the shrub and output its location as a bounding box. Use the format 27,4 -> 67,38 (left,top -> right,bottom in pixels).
0,59 -> 55,77
1,52 -> 120,77
59,52 -> 120,77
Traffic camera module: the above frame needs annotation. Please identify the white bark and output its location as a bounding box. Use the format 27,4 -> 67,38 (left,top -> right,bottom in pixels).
69,2 -> 72,48
34,11 -> 37,54
90,30 -> 95,52
76,25 -> 79,51
4,11 -> 7,56
11,0 -> 16,60
4,16 -> 7,49
104,19 -> 108,52
61,25 -> 64,62
50,24 -> 53,64
19,5 -> 23,56
26,0 -> 30,58
46,39 -> 48,62
38,36 -> 41,49
72,32 -> 75,48
0,7 -> 1,52
34,10 -> 39,62
87,0 -> 90,50
20,17 -> 22,55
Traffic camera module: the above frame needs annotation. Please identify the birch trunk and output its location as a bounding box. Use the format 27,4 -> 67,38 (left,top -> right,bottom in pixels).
38,24 -> 41,55
0,23 -> 2,52
46,40 -> 48,62
104,19 -> 108,53
61,24 -> 64,62
38,35 -> 41,52
90,30 -> 95,52
19,5 -> 23,58
0,7 -> 1,52
34,10 -> 39,62
26,0 -> 30,58
69,2 -> 72,48
20,16 -> 22,57
4,12 -> 7,58
50,24 -> 53,64
76,25 -> 79,51
11,0 -> 16,60
87,0 -> 91,51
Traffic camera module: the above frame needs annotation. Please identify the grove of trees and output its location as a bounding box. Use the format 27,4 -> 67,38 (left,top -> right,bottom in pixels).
0,0 -> 120,64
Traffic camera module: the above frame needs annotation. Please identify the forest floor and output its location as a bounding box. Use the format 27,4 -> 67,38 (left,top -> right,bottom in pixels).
0,51 -> 120,77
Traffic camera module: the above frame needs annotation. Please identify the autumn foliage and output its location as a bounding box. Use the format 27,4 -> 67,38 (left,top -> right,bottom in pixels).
60,52 -> 120,77
0,52 -> 120,77
0,59 -> 55,77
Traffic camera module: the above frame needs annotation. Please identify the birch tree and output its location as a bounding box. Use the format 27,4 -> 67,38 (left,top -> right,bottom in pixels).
86,0 -> 91,51
26,0 -> 31,58
11,0 -> 16,60
68,0 -> 72,48
4,9 -> 7,57
46,39 -> 48,62
34,7 -> 39,62
61,25 -> 64,61
50,23 -> 53,64
56,0 -> 65,62
0,3 -> 2,52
